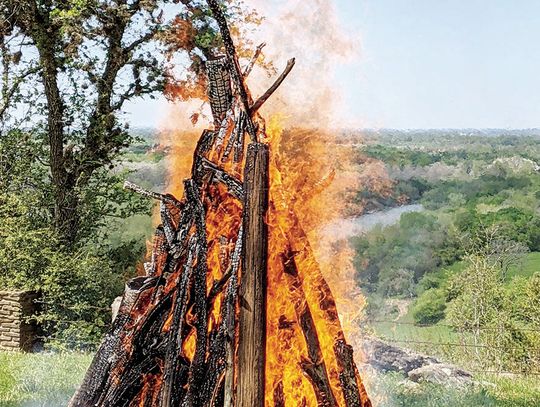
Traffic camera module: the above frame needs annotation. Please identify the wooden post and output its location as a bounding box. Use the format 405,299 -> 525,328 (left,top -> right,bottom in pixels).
237,142 -> 269,407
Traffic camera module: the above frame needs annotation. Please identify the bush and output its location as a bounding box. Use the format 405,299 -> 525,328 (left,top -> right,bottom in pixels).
379,268 -> 415,298
0,194 -> 125,349
412,288 -> 446,325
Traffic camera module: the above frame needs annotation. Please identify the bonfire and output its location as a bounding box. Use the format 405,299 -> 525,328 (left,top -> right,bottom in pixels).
70,2 -> 371,406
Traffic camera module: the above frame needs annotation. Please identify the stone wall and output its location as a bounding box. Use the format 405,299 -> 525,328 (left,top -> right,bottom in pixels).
0,291 -> 39,351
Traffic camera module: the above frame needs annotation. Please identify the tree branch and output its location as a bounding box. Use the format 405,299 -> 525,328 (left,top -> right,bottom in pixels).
242,42 -> 265,78
250,58 -> 295,114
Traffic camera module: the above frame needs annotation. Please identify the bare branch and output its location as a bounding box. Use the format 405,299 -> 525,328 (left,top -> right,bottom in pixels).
250,58 -> 295,115
242,42 -> 266,78
123,180 -> 183,208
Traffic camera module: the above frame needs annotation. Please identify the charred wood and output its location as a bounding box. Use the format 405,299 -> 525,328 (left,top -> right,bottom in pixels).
69,276 -> 160,407
124,180 -> 183,209
183,180 -> 210,406
160,242 -> 197,407
206,0 -> 258,142
223,226 -> 243,407
200,157 -> 244,200
222,110 -> 246,162
206,57 -> 233,127
243,42 -> 266,78
282,252 -> 338,407
273,381 -> 285,407
334,340 -> 372,407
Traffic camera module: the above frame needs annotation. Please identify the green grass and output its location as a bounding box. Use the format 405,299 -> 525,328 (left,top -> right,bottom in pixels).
2,351 -> 539,406
0,351 -> 92,406
371,303 -> 463,362
370,371 -> 540,407
507,251 -> 540,280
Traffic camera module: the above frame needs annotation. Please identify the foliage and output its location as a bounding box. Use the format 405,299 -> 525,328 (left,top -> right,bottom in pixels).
445,227 -> 540,372
352,211 -> 459,296
0,0 -> 265,347
0,0 -> 264,245
0,193 -> 126,347
412,288 -> 446,325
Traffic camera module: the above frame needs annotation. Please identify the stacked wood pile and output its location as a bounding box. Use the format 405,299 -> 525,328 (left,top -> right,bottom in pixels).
70,2 -> 371,406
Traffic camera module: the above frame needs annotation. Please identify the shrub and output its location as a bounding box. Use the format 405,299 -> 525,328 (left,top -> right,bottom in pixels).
412,288 -> 446,325
0,193 -> 125,349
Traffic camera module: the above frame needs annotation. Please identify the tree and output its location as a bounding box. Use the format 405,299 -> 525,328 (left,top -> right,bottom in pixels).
0,0 -> 262,246
447,226 -> 534,371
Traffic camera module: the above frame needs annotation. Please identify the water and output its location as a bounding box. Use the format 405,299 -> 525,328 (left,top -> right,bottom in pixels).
322,204 -> 424,242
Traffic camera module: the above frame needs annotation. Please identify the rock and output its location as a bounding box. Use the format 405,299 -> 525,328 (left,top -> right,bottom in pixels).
408,363 -> 473,387
360,336 -> 474,387
361,336 -> 438,373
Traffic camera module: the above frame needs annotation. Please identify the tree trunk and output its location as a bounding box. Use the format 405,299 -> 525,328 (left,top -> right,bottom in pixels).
237,142 -> 269,407
36,33 -> 79,246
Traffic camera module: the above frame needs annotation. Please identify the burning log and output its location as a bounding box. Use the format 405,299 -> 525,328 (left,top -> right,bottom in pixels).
71,4 -> 372,407
237,142 -> 269,407
282,251 -> 338,407
206,0 -> 257,142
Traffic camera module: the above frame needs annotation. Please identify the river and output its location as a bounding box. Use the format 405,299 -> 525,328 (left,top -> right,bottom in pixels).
322,204 -> 424,242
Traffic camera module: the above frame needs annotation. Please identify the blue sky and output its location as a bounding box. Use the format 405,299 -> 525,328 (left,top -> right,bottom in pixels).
126,0 -> 540,129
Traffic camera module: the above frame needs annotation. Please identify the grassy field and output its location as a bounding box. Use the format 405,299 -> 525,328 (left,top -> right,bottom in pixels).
369,371 -> 540,407
1,351 -> 539,406
0,351 -> 92,406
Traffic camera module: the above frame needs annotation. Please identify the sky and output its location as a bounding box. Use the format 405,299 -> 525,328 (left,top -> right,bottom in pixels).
126,0 -> 540,129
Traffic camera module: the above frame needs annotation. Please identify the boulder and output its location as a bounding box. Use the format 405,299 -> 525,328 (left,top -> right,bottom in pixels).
360,336 -> 473,387
408,363 -> 473,387
361,336 -> 438,373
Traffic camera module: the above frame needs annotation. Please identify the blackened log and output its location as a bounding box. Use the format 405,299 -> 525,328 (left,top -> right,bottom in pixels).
192,129 -> 217,185
206,0 -> 258,141
68,276 -> 156,407
171,184 -> 197,260
273,381 -> 285,407
222,110 -> 246,162
214,108 -> 235,150
223,226 -> 243,407
200,157 -> 244,200
160,201 -> 177,247
207,269 -> 232,306
100,286 -> 173,406
237,143 -> 269,407
183,180 -> 210,406
201,227 -> 243,407
206,57 -> 232,127
124,180 -> 183,209
282,252 -> 338,407
145,226 -> 167,276
334,340 -> 372,407
200,327 -> 227,406
161,241 -> 197,407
